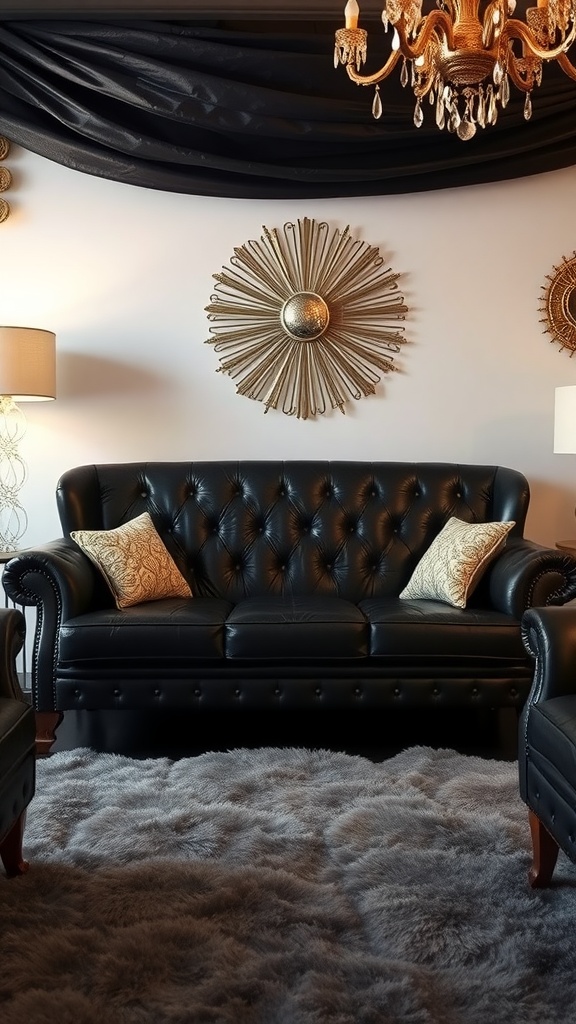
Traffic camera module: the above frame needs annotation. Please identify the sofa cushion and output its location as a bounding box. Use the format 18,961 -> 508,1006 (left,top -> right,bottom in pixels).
70,512 -> 192,609
59,598 -> 234,662
399,517 -> 515,609
225,597 -> 368,659
359,597 -> 527,666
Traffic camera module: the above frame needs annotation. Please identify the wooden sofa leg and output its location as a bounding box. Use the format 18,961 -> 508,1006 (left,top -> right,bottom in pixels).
35,710 -> 63,757
0,811 -> 29,877
528,808 -> 560,888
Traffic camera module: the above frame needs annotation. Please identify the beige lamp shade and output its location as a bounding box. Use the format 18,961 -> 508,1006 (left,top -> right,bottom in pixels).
0,326 -> 56,401
554,385 -> 576,453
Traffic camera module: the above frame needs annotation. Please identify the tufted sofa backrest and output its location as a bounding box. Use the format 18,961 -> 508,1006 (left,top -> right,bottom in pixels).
56,462 -> 530,604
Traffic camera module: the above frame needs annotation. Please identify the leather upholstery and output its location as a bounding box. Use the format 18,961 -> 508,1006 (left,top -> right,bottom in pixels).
519,605 -> 576,873
3,461 -> 576,725
54,461 -> 531,605
0,609 -> 35,861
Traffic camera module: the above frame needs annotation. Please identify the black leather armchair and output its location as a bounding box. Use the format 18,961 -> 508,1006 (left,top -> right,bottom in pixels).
519,604 -> 576,886
0,607 -> 35,877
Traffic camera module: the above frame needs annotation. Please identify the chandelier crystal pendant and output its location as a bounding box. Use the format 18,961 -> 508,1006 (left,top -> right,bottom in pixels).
334,0 -> 576,140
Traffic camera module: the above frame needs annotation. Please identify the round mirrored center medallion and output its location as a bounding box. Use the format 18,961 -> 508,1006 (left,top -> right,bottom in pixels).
281,291 -> 330,340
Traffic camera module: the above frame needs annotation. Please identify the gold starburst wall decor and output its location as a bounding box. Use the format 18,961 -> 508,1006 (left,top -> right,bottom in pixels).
540,252 -> 576,356
205,218 -> 409,419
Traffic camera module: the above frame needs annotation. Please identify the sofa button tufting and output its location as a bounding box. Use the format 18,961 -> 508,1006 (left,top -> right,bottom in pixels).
432,687 -> 440,696
509,688 -> 518,697
354,687 -> 362,697
113,689 -> 120,696
471,687 -> 479,696
315,687 -> 322,696
154,689 -> 161,697
274,688 -> 281,696
194,688 -> 201,697
234,688 -> 241,696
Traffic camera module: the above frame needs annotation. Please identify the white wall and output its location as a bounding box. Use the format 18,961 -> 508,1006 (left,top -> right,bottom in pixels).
1,144 -> 576,550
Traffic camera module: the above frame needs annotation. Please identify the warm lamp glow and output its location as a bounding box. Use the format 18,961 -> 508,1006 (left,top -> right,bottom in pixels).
0,327 -> 56,552
334,0 -> 576,140
0,326 -> 56,402
554,384 -> 576,453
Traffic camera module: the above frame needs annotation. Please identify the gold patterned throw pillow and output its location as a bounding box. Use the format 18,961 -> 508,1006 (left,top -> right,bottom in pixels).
399,517 -> 515,609
70,512 -> 192,609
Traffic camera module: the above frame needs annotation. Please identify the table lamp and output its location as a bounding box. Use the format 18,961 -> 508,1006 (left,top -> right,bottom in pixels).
0,326 -> 56,553
554,385 -> 576,455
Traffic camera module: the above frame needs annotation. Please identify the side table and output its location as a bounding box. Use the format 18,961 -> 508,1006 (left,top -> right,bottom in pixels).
556,540 -> 576,556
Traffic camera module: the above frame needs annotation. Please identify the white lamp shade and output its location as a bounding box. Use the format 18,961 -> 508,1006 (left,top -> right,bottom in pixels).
0,326 -> 56,401
554,385 -> 576,453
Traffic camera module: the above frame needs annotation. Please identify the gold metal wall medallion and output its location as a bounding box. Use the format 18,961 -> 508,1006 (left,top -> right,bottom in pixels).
540,252 -> 576,356
205,217 -> 409,419
0,137 -> 11,223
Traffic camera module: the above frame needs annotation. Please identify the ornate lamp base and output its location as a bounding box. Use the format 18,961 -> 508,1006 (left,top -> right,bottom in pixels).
0,396 -> 27,551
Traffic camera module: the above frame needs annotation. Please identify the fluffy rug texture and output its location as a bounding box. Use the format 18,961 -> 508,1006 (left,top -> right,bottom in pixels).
2,745 -> 576,1024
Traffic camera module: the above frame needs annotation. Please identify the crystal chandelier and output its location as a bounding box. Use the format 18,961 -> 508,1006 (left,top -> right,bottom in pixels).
334,0 -> 576,139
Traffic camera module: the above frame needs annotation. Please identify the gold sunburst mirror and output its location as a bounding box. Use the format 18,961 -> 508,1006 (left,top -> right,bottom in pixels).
540,252 -> 576,356
205,217 -> 409,419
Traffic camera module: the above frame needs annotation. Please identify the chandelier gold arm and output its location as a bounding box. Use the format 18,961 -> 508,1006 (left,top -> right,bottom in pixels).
504,50 -> 540,90
501,18 -> 576,64
345,46 -> 401,85
343,10 -> 455,86
557,50 -> 576,80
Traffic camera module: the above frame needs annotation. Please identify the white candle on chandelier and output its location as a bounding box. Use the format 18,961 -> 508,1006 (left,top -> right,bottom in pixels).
345,0 -> 360,29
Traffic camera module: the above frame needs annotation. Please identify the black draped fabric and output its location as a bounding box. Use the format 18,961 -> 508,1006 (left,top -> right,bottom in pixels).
0,18 -> 575,198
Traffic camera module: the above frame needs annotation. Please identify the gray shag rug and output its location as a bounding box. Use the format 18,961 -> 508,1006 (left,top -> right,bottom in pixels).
2,745 -> 576,1024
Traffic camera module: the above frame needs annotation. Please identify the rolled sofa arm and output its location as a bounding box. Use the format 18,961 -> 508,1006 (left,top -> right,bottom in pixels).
488,538 -> 576,618
2,540 -> 102,709
0,606 -> 26,701
520,604 -> 576,704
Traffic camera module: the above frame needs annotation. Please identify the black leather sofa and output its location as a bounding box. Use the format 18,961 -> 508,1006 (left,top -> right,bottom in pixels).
3,460 -> 576,755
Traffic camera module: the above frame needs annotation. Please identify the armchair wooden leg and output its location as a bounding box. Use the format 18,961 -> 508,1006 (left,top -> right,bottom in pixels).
0,811 -> 29,877
35,710 -> 63,757
528,808 -> 560,888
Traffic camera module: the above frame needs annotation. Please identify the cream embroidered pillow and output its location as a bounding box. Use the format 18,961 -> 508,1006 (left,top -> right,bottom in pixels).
71,512 -> 192,609
399,517 -> 515,609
